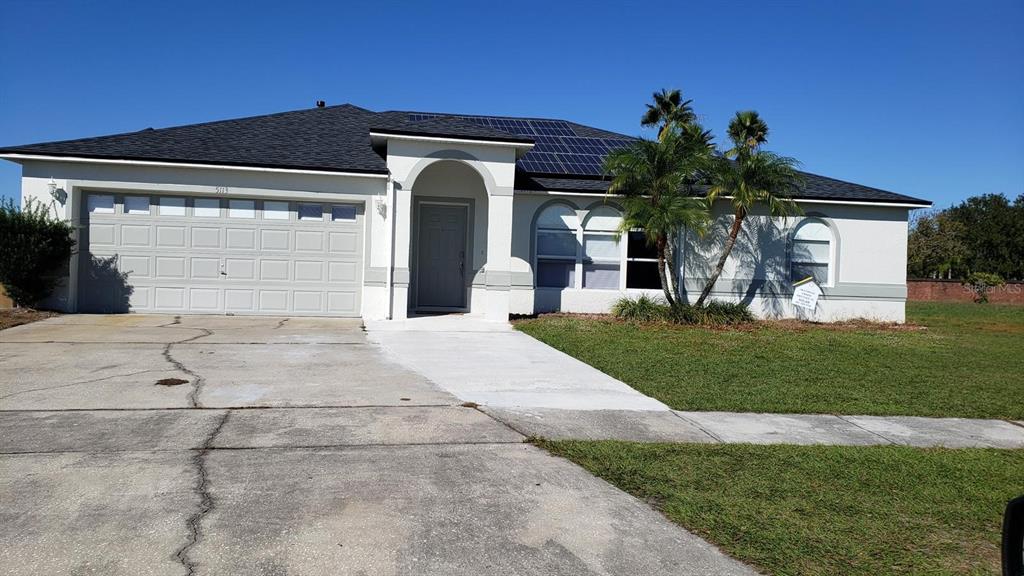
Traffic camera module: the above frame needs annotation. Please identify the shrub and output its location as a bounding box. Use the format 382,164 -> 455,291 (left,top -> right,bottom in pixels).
611,294 -> 668,322
0,198 -> 75,307
962,272 -> 1005,304
666,301 -> 754,326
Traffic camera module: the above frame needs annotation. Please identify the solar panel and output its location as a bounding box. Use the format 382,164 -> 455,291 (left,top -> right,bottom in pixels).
404,113 -> 633,176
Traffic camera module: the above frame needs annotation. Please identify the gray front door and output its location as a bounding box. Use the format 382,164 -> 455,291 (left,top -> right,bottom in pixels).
416,203 -> 468,309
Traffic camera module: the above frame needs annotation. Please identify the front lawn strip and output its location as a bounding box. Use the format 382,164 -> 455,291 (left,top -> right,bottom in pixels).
515,302 -> 1024,419
535,439 -> 1024,576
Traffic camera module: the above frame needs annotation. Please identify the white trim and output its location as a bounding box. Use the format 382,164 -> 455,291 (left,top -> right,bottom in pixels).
0,153 -> 389,179
514,188 -> 930,208
369,132 -> 535,149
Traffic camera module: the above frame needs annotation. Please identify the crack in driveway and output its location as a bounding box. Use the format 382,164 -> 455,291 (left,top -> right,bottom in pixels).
0,370 -> 170,401
161,328 -> 213,408
174,410 -> 231,576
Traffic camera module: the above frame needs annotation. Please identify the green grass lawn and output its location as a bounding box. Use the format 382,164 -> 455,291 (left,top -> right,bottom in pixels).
537,440 -> 1024,576
515,302 -> 1024,419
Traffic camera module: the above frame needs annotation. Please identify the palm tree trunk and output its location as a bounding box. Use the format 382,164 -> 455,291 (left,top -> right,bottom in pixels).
695,210 -> 746,307
664,235 -> 682,304
656,236 -> 676,307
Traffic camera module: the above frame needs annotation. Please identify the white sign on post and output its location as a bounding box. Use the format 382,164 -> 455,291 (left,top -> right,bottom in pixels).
792,278 -> 822,311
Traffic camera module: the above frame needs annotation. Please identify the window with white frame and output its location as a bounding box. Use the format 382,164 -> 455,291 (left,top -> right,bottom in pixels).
790,219 -> 833,285
625,230 -> 661,289
535,204 -> 579,288
582,206 -> 622,289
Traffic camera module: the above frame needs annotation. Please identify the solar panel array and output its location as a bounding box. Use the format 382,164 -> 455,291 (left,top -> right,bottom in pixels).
407,113 -> 633,176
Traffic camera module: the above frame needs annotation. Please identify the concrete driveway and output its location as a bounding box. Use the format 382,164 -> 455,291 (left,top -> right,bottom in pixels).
0,315 -> 752,576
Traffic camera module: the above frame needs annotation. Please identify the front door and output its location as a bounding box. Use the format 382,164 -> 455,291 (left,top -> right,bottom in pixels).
416,203 -> 468,309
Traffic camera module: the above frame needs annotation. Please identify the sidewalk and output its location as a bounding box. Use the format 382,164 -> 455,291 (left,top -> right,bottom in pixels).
483,407 -> 1024,448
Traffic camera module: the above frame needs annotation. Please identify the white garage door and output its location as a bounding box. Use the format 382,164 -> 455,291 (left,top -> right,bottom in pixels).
79,193 -> 364,316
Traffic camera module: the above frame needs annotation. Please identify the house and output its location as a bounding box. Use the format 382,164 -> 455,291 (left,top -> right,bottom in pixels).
0,103 -> 931,322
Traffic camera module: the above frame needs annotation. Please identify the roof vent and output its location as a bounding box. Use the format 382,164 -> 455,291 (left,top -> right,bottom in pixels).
316,100 -> 326,108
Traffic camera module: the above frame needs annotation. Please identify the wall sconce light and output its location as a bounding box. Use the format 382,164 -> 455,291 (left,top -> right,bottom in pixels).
48,178 -> 67,204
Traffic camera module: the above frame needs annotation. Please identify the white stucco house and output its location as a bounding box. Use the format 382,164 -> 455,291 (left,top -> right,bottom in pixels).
1,104 -> 930,322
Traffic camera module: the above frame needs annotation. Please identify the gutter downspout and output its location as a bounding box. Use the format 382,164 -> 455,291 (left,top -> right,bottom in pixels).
385,175 -> 396,320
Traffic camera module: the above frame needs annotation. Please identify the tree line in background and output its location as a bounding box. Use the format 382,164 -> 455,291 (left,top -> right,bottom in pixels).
908,193 -> 1024,281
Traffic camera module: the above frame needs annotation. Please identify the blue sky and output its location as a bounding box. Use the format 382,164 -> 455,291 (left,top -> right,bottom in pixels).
1,0 -> 1021,208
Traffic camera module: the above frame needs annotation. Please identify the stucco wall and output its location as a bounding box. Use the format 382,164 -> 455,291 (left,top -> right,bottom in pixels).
511,192 -> 911,322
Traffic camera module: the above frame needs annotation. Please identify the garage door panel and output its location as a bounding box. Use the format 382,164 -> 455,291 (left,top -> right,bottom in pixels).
226,228 -> 257,250
121,225 -> 151,247
156,226 -> 187,247
155,257 -> 187,279
225,259 -> 256,280
258,290 -> 289,312
191,258 -> 221,279
260,260 -> 290,281
293,291 -> 323,313
328,292 -> 357,315
295,231 -> 324,252
328,261 -> 358,283
225,289 -> 255,311
294,261 -> 324,282
154,287 -> 186,309
189,288 -> 220,311
191,227 -> 221,248
80,194 -> 363,316
90,224 -> 116,246
129,286 -> 151,309
119,256 -> 151,277
329,232 -> 358,254
260,229 -> 290,251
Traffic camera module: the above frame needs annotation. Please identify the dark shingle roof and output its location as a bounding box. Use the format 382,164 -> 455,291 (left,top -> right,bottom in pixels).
517,171 -> 930,205
0,103 -> 930,205
0,104 -> 389,174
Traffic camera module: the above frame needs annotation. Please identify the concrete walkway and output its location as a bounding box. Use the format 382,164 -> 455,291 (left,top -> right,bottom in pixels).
366,315 -> 668,411
367,315 -> 1024,449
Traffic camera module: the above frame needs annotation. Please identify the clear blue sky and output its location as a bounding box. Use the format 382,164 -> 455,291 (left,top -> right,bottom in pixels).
2,0 -> 1021,208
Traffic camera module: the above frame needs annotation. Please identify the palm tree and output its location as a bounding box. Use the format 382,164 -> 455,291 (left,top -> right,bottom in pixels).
694,111 -> 803,307
641,89 -> 697,141
604,128 -> 712,305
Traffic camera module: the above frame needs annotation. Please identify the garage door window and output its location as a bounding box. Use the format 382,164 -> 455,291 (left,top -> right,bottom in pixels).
229,200 -> 255,219
124,196 -> 150,215
194,198 -> 220,217
263,201 -> 289,220
88,195 -> 114,214
299,204 -> 323,221
332,205 -> 356,221
159,197 -> 186,216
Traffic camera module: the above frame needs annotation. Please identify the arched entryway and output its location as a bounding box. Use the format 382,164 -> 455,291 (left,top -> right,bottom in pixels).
409,160 -> 489,313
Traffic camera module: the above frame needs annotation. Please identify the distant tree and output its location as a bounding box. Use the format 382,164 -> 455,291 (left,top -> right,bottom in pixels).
907,210 -> 967,279
946,193 -> 1024,280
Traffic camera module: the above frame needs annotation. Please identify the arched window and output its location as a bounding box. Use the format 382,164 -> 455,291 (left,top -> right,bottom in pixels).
535,204 -> 579,288
790,219 -> 833,286
582,206 -> 623,289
